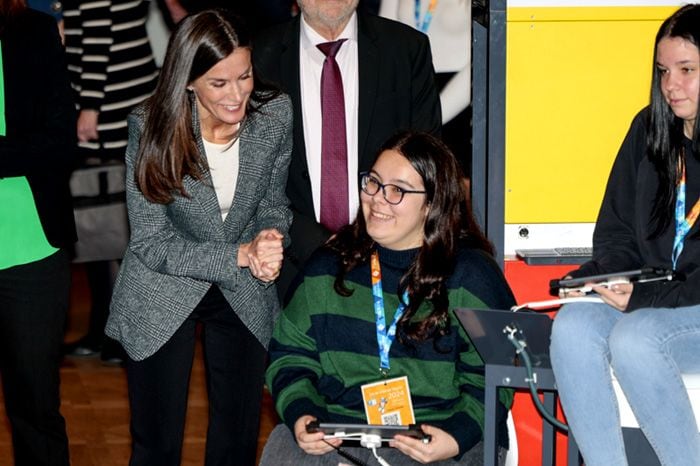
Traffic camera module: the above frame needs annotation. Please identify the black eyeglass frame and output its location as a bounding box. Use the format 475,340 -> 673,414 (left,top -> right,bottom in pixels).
359,172 -> 427,205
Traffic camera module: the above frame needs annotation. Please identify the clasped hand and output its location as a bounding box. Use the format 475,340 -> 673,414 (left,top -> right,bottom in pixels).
238,229 -> 284,282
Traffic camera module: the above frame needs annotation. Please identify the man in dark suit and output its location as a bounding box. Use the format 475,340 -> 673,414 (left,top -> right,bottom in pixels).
254,0 -> 441,299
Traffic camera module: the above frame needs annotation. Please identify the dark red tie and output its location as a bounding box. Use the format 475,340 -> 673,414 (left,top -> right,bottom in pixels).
317,39 -> 348,232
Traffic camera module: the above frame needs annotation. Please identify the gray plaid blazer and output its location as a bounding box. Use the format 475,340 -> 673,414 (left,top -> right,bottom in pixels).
106,93 -> 293,361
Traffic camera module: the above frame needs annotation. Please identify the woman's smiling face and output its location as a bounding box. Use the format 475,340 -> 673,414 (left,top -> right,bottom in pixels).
361,150 -> 429,250
189,47 -> 253,137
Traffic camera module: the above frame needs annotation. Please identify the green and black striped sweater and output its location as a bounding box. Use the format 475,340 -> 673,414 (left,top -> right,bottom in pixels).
266,244 -> 516,457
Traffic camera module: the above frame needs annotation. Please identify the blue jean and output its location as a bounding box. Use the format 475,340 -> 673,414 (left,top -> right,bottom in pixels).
550,302 -> 700,466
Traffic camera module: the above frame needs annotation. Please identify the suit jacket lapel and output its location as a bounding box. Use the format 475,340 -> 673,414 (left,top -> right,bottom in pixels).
187,98 -> 226,234
223,120 -> 253,239
357,13 -> 379,171
182,172 -> 223,233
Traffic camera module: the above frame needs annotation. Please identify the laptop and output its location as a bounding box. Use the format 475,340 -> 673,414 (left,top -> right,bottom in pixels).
453,308 -> 554,368
515,247 -> 592,265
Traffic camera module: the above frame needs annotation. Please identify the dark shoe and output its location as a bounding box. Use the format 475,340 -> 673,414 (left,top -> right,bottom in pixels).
100,338 -> 126,366
100,353 -> 124,366
63,336 -> 101,357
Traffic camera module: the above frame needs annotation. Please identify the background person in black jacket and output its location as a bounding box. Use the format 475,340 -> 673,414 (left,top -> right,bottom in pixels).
0,1 -> 77,464
550,5 -> 700,466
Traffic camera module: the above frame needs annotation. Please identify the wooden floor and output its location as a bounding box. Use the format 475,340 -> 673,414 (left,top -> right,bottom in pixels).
0,264 -> 280,466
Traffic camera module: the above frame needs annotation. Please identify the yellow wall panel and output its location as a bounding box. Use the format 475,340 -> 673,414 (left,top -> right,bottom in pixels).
509,5 -> 678,21
504,6 -> 676,223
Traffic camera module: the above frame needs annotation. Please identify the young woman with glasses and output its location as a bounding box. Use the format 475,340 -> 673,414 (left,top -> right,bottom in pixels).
260,131 -> 516,466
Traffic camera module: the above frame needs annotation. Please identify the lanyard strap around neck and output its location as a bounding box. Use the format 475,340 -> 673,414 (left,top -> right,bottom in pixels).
414,0 -> 438,33
672,161 -> 700,270
370,250 -> 408,375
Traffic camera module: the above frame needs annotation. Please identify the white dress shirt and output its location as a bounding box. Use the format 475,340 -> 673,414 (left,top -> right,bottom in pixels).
203,138 -> 240,221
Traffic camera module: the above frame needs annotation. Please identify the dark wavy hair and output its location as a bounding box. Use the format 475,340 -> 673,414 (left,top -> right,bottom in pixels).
135,9 -> 280,204
327,131 -> 494,342
647,3 -> 700,237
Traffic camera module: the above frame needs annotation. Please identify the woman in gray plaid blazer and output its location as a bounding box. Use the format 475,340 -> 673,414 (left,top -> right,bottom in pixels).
105,10 -> 292,466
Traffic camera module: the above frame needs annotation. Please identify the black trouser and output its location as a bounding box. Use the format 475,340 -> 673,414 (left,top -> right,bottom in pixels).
84,260 -> 113,345
0,250 -> 71,466
126,286 -> 268,466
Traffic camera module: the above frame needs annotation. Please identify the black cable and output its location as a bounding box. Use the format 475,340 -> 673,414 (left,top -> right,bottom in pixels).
504,325 -> 569,432
323,439 -> 369,466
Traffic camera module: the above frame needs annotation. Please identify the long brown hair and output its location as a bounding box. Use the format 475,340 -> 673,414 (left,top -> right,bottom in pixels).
327,131 -> 493,342
135,9 -> 279,204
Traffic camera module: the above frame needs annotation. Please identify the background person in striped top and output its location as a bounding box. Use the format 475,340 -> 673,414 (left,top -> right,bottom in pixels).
62,0 -> 158,362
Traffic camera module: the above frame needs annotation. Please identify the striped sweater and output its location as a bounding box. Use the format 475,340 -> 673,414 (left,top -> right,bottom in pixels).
266,244 -> 516,457
63,0 -> 158,159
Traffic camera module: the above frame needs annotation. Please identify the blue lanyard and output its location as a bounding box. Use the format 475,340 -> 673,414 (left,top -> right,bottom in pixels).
414,0 -> 438,34
672,164 -> 700,270
370,251 -> 408,375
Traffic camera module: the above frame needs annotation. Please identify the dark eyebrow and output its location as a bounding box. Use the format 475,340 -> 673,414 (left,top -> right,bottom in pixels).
369,170 -> 420,189
389,178 -> 420,189
656,59 -> 699,67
